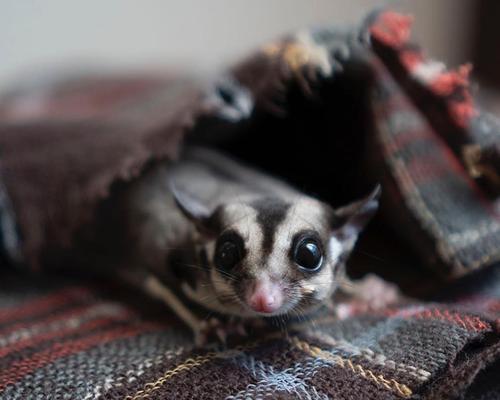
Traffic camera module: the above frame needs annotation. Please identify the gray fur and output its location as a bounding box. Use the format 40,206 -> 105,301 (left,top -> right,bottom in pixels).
119,146 -> 379,341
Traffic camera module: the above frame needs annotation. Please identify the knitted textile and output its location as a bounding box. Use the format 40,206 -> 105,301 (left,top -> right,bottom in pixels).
0,269 -> 499,400
1,10 -> 500,399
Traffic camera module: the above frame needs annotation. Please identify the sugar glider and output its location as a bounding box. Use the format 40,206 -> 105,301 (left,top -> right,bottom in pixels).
119,146 -> 381,344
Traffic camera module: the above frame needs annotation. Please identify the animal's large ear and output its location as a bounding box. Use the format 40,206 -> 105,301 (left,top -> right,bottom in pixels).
170,180 -> 215,234
331,185 -> 381,251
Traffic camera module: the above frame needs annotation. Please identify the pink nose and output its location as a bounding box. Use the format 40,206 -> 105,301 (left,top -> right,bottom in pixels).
247,279 -> 283,314
249,293 -> 278,313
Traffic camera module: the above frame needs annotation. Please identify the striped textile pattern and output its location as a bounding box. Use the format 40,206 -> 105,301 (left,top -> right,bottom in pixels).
367,12 -> 500,277
227,10 -> 500,278
0,271 -> 499,399
1,9 -> 500,400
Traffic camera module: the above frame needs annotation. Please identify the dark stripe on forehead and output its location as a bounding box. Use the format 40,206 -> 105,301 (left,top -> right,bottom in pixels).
250,197 -> 290,255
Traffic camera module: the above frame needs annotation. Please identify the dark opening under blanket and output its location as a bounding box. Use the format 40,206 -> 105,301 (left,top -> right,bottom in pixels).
0,10 -> 500,399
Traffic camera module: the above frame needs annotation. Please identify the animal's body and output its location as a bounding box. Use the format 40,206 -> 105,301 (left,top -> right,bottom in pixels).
118,146 -> 380,344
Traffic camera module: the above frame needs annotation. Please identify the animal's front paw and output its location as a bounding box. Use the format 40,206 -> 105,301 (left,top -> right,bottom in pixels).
194,317 -> 248,347
353,274 -> 402,309
335,274 -> 404,319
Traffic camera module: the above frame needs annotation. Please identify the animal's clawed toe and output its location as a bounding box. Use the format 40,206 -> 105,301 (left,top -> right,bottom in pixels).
194,317 -> 249,347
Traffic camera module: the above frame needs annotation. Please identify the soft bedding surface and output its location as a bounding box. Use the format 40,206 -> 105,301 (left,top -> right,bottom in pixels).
0,269 -> 499,400
1,10 -> 500,399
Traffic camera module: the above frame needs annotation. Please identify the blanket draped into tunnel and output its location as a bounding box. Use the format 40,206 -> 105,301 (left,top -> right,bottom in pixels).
1,10 -> 500,400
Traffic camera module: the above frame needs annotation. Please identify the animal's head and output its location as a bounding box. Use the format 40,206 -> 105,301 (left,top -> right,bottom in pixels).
172,184 -> 380,318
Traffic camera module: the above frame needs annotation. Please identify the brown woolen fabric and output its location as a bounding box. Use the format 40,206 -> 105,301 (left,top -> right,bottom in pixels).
0,75 -> 204,269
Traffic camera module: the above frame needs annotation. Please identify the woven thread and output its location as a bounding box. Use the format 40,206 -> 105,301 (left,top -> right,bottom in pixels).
290,337 -> 413,398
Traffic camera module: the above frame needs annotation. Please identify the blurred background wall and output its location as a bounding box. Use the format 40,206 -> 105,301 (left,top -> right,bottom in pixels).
0,0 -> 479,90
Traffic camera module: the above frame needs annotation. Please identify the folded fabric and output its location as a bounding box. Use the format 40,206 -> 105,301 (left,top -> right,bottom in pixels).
1,12 -> 500,278
1,9 -> 500,399
0,74 -> 204,270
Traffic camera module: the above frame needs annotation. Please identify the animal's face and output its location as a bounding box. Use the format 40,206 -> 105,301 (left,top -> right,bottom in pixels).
173,186 -> 380,318
204,198 -> 342,317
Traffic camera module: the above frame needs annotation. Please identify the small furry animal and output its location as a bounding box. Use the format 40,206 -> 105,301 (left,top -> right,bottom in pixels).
119,147 -> 380,344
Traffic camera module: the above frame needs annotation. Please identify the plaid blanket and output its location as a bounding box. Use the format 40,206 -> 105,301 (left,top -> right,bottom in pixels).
1,10 -> 500,399
0,269 -> 498,400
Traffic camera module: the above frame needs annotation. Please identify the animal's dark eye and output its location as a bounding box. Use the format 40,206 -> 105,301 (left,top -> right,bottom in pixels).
215,240 -> 242,270
294,238 -> 323,272
217,86 -> 234,105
